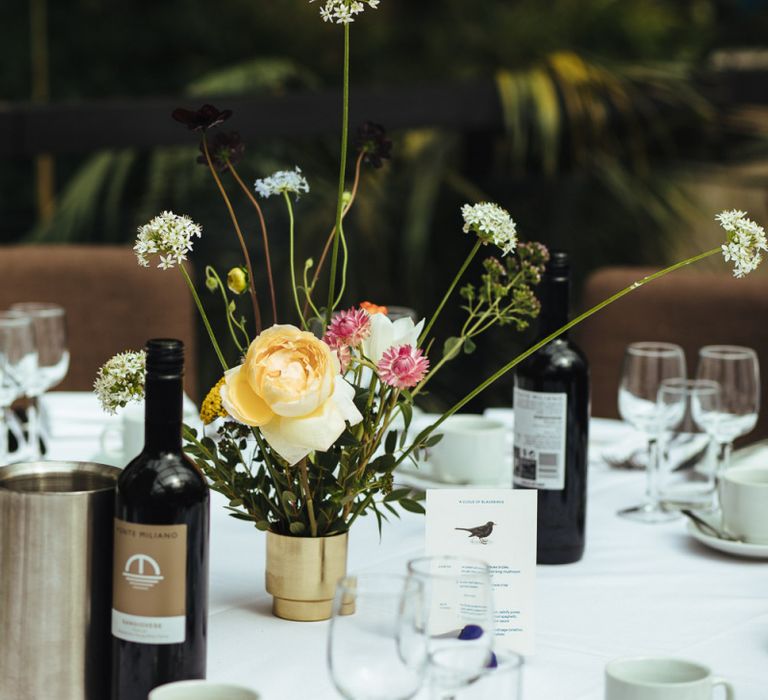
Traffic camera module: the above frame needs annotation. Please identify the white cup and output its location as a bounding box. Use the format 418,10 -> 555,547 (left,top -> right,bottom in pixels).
149,680 -> 260,699
720,466 -> 768,543
99,402 -> 145,466
420,414 -> 508,485
605,657 -> 733,699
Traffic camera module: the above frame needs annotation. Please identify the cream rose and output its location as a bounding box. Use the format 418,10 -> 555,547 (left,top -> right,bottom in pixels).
220,324 -> 362,465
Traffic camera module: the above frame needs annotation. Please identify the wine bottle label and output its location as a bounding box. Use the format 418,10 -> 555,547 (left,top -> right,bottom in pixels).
513,388 -> 567,490
112,518 -> 187,644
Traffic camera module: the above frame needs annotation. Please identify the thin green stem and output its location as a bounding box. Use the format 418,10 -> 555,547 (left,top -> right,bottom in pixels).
398,247 -> 721,467
302,260 -> 323,319
283,192 -> 307,330
179,265 -> 228,371
298,458 -> 318,537
227,159 -> 278,325
326,23 -> 351,324
205,266 -> 246,353
469,308 -> 513,338
460,298 -> 484,336
419,239 -> 482,345
412,340 -> 462,397
202,136 -> 263,334
345,492 -> 373,530
304,152 -> 364,320
463,299 -> 499,338
332,222 -> 349,309
252,430 -> 293,526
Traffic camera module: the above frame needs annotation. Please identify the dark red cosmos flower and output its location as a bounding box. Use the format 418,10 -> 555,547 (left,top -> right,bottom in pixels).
197,132 -> 245,172
354,121 -> 392,168
171,104 -> 233,132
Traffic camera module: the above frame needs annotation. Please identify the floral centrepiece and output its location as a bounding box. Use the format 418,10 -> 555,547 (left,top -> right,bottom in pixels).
96,0 -> 765,545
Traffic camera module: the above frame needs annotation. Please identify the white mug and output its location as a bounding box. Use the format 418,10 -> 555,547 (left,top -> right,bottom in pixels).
149,680 -> 260,699
99,402 -> 145,466
605,657 -> 733,699
420,414 -> 508,485
719,466 -> 768,543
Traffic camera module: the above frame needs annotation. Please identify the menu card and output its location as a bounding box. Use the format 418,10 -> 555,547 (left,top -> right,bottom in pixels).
426,489 -> 537,655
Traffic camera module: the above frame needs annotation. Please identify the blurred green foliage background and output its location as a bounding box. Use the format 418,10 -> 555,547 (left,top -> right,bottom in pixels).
1,0 -> 767,404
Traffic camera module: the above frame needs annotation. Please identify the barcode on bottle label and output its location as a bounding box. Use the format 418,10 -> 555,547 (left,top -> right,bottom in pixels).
512,388 -> 567,490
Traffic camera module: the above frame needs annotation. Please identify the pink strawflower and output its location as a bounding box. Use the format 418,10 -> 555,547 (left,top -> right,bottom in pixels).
336,345 -> 352,373
324,307 -> 371,349
377,344 -> 429,389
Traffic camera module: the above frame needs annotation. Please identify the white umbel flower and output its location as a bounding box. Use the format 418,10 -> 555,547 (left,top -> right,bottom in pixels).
461,202 -> 518,256
716,209 -> 767,278
310,0 -> 380,24
134,211 -> 202,270
254,167 -> 310,199
94,350 -> 146,414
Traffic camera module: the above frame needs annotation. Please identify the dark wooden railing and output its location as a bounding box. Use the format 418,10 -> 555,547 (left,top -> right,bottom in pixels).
1,70 -> 766,157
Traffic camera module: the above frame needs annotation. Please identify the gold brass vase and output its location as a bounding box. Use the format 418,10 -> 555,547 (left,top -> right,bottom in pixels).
265,530 -> 348,622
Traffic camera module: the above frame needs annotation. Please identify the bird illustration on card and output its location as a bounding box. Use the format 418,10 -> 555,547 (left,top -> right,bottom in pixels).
454,521 -> 496,544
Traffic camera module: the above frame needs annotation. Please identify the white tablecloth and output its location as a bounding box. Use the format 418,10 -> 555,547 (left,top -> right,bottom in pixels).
42,393 -> 767,699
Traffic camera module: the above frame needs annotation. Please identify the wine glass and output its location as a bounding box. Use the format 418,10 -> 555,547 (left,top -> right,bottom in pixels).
617,342 -> 687,522
10,303 -> 69,459
655,378 -> 720,510
328,574 -> 427,700
0,312 -> 38,463
693,345 -> 760,474
406,556 -> 495,698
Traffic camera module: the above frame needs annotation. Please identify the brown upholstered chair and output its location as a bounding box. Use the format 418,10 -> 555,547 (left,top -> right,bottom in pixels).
0,245 -> 197,397
574,267 -> 768,442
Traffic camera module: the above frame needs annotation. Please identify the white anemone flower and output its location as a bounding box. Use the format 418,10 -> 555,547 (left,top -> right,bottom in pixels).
461,202 -> 518,257
716,209 -> 767,278
94,350 -> 146,414
362,314 -> 424,364
134,211 -> 202,270
254,166 -> 310,199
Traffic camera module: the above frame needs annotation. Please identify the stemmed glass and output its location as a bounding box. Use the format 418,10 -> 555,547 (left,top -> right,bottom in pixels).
693,345 -> 760,474
0,312 -> 38,464
328,574 -> 428,700
617,342 -> 687,522
656,378 -> 720,510
406,556 -> 495,699
10,303 -> 69,459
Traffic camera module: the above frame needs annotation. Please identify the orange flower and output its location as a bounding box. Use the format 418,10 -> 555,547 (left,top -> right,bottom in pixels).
360,301 -> 388,315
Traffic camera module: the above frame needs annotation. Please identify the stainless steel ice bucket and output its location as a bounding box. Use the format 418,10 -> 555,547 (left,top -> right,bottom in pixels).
0,461 -> 121,700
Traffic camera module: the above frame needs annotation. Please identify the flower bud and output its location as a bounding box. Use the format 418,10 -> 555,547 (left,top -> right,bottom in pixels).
205,275 -> 218,292
341,190 -> 353,207
227,267 -> 248,294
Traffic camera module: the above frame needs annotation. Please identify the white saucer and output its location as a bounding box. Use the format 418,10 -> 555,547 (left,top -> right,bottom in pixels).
394,461 -> 511,490
686,520 -> 768,559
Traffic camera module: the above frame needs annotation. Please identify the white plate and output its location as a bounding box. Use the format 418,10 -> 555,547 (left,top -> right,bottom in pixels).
686,520 -> 768,559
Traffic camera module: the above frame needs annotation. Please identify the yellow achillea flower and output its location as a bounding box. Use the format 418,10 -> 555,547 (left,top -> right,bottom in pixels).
200,377 -> 228,425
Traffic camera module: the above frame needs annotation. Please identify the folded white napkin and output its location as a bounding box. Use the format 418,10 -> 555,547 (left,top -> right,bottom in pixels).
41,392 -> 117,439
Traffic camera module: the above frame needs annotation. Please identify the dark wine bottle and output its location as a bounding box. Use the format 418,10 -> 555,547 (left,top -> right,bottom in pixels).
513,252 -> 590,564
111,339 -> 209,700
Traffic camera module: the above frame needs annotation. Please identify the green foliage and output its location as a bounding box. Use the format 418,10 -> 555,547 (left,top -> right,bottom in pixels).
184,377 -> 439,534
